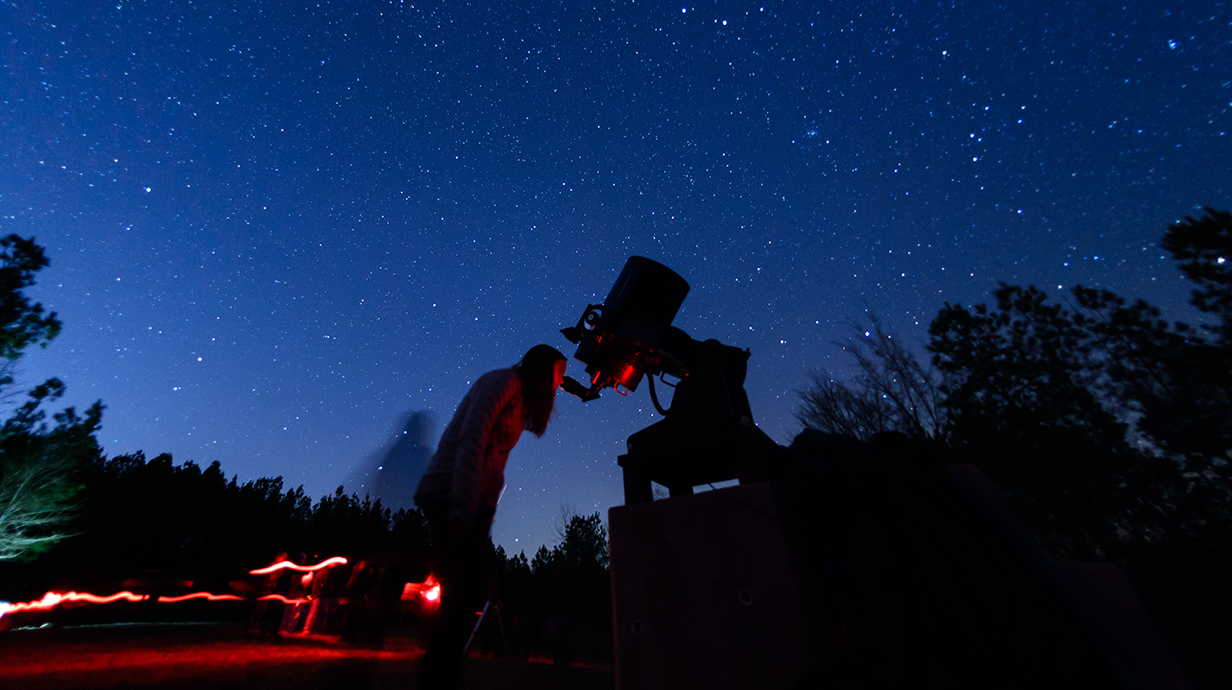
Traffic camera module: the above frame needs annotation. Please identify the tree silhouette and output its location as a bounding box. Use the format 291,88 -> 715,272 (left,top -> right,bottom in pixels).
926,208 -> 1232,561
1162,208 -> 1232,342
489,511 -> 612,662
556,512 -> 609,570
929,283 -> 1155,558
0,235 -> 103,562
0,235 -> 60,361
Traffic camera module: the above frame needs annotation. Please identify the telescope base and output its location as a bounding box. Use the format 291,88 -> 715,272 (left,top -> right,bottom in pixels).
608,481 -> 828,690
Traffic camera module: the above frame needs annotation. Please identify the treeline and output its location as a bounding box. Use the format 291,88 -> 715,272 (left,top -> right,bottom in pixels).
492,513 -> 613,662
1,450 -> 430,598
801,208 -> 1231,562
1,448 -> 612,660
798,208 -> 1231,688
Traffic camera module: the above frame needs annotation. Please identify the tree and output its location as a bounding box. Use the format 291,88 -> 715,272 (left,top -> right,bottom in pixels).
926,209 -> 1232,560
929,283 -> 1155,558
556,512 -> 609,570
1138,209 -> 1232,460
525,511 -> 612,663
0,235 -> 103,561
0,380 -> 102,561
1162,208 -> 1232,343
0,235 -> 60,363
796,315 -> 946,442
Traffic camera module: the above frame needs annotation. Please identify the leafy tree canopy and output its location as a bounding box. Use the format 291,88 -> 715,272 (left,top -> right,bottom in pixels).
0,235 -> 60,366
926,208 -> 1231,560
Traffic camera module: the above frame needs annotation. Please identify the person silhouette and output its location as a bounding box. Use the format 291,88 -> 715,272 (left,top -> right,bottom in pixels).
372,411 -> 435,511
344,411 -> 435,511
414,344 -> 567,690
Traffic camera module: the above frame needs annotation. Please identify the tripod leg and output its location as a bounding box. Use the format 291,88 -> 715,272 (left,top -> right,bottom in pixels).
462,599 -> 490,655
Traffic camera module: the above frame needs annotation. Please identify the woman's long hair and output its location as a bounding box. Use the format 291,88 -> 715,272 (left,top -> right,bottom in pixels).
517,344 -> 566,437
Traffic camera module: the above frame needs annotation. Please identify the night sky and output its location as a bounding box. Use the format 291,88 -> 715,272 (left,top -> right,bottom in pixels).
3,1 -> 1229,556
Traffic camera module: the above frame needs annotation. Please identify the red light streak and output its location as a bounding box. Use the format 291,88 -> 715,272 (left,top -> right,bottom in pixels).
0,555 -> 349,621
69,591 -> 148,604
0,590 -> 149,619
0,589 -> 311,621
157,592 -> 244,603
248,556 -> 347,575
256,594 -> 309,605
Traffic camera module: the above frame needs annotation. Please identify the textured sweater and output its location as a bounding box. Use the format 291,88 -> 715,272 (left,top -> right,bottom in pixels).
413,368 -> 525,527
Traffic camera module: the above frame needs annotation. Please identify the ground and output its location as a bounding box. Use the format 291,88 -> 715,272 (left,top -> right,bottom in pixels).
0,624 -> 614,690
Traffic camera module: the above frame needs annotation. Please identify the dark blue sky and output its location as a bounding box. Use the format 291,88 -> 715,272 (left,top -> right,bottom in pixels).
3,0 -> 1229,555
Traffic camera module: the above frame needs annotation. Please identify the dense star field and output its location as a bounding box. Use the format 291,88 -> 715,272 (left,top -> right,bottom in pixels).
2,1 -> 1229,555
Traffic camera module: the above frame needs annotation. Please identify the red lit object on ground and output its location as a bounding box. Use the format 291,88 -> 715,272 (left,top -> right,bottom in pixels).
400,574 -> 441,607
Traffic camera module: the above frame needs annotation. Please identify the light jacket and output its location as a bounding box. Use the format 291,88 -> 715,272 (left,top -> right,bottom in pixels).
413,368 -> 525,527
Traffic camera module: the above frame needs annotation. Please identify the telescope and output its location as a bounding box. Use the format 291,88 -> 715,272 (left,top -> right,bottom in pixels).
560,257 -> 778,502
577,264 -> 1160,690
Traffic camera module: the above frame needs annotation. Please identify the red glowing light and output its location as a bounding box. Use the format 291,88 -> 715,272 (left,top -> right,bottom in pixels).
400,574 -> 441,607
0,590 -> 149,619
157,592 -> 244,603
248,556 -> 347,575
69,591 -> 148,604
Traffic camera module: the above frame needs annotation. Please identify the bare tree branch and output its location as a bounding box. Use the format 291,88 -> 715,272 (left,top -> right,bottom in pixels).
0,457 -> 78,560
796,315 -> 947,442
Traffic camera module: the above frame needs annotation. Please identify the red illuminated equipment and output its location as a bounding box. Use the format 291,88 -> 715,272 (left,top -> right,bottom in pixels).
560,257 -> 778,501
561,256 -> 690,401
400,574 -> 441,608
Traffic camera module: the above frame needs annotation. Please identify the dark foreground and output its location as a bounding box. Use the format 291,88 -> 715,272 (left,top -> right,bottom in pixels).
0,624 -> 614,690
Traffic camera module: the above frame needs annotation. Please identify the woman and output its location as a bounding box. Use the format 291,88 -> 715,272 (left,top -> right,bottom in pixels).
414,344 -> 567,688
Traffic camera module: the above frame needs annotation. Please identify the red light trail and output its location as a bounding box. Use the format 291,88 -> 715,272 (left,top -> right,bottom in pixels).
253,594 -> 309,605
156,592 -> 245,603
1,557 -> 443,624
0,556 -> 356,622
248,556 -> 348,575
0,590 -> 148,618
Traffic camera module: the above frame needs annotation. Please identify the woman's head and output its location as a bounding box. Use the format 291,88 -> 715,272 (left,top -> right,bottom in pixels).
517,344 -> 567,437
